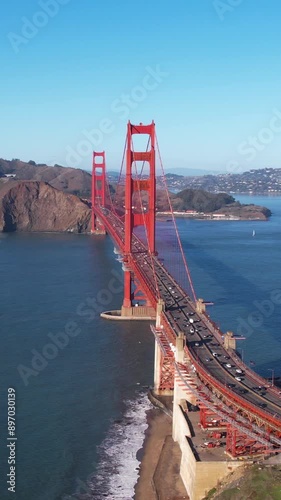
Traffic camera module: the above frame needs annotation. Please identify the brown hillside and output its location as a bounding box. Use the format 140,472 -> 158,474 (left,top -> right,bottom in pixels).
0,159 -> 92,197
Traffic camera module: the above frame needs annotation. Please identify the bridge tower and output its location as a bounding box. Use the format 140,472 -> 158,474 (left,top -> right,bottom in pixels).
91,151 -> 106,234
121,121 -> 156,316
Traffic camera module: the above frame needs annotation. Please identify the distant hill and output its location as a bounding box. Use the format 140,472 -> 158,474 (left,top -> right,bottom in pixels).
0,159 -> 92,198
0,158 -> 272,220
110,185 -> 271,220
161,167 -> 281,194
3,159 -> 281,197
168,188 -> 270,219
166,167 -> 220,176
172,189 -> 235,212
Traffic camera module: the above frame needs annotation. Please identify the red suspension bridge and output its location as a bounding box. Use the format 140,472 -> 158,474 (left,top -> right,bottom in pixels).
91,121 -> 281,460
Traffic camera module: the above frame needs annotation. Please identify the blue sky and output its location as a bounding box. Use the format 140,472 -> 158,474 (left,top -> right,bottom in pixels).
1,0 -> 281,173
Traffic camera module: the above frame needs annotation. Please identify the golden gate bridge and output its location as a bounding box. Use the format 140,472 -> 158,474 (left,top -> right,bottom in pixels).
91,121 -> 281,461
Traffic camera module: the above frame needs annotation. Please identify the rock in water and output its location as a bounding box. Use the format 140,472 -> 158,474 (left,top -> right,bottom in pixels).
0,180 -> 91,233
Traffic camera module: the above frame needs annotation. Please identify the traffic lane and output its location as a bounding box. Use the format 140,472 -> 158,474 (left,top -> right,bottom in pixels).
190,342 -> 281,416
129,251 -> 281,410
191,335 -> 281,407
104,215 -> 281,413
190,337 -> 281,406
174,309 -> 281,405
169,299 -> 281,410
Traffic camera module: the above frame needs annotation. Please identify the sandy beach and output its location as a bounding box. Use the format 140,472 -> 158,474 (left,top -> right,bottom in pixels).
134,407 -> 189,500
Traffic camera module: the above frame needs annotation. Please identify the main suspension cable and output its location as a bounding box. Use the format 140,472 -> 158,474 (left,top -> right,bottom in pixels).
155,132 -> 197,302
131,137 -> 160,301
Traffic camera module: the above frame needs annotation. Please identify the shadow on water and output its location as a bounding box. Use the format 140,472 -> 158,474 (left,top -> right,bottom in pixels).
185,239 -> 270,305
161,217 -> 281,376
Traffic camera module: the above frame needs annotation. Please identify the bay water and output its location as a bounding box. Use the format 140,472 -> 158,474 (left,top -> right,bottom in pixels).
0,195 -> 280,499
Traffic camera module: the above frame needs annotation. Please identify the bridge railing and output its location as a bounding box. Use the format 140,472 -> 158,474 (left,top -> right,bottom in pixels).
94,204 -> 281,434
184,345 -> 281,434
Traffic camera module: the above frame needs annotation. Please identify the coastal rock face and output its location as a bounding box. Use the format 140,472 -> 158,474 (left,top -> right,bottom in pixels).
214,203 -> 271,220
0,181 -> 91,233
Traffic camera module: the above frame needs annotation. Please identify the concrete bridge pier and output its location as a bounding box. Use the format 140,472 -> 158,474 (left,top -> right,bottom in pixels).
195,298 -> 206,314
154,339 -> 163,393
91,228 -> 106,235
156,299 -> 165,329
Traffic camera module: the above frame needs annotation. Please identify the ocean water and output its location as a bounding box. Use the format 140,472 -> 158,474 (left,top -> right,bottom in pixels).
0,234 -> 154,500
177,194 -> 281,376
0,195 -> 280,499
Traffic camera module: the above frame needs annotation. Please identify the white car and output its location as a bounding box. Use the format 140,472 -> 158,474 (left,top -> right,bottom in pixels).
226,363 -> 232,368
212,352 -> 218,357
235,369 -> 243,374
235,376 -> 242,381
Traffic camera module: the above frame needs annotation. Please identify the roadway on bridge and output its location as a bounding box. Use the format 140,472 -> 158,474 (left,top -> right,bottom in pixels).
98,207 -> 281,422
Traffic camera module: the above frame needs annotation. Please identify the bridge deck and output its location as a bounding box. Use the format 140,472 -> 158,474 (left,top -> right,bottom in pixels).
95,206 -> 281,431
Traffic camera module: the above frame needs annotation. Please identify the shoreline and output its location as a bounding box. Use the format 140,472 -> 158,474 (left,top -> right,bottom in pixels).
134,408 -> 167,500
156,214 -> 269,221
134,406 -> 188,500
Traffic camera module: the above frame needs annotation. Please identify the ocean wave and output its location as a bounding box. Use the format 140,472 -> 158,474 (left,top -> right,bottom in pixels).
74,391 -> 152,499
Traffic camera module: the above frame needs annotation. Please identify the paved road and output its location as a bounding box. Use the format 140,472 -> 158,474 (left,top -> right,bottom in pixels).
98,207 -> 281,421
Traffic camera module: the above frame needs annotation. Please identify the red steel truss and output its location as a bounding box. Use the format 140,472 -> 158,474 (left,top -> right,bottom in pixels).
152,326 -> 175,392
199,405 -> 227,430
226,425 -> 270,458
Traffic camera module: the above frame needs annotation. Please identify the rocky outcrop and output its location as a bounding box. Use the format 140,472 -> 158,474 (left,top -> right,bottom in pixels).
0,180 -> 91,233
213,203 -> 271,220
171,189 -> 271,219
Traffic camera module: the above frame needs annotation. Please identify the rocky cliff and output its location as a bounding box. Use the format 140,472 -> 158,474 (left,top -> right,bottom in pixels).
0,180 -> 91,233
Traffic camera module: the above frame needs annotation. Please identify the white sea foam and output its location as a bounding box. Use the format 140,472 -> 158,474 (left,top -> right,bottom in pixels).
76,392 -> 153,499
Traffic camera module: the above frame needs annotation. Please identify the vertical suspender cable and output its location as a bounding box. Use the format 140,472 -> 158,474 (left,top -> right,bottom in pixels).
131,138 -> 160,301
155,132 -> 197,302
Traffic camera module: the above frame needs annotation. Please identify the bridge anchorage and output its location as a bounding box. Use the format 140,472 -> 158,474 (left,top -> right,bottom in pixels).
91,121 -> 281,499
